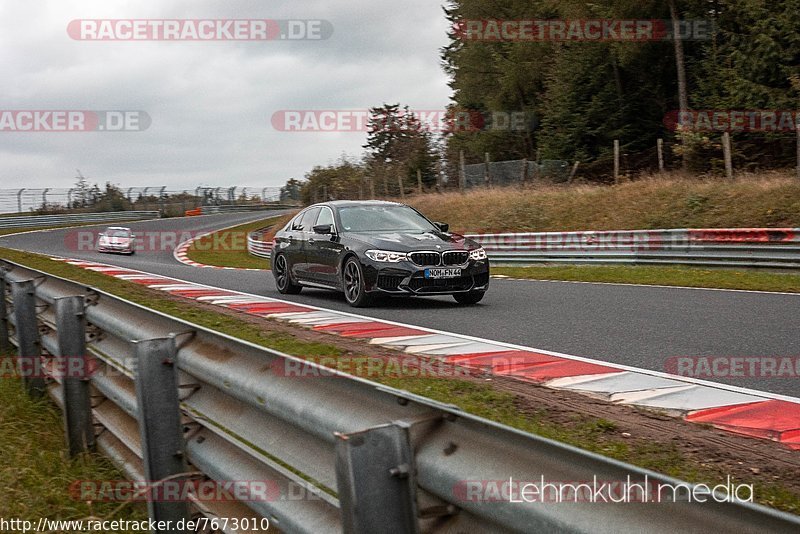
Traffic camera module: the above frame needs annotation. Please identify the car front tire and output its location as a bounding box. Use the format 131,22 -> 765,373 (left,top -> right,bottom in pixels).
273,253 -> 302,294
342,257 -> 373,307
453,290 -> 485,305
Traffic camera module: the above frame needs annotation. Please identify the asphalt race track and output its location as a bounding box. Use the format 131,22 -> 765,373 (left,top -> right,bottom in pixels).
2,211 -> 798,397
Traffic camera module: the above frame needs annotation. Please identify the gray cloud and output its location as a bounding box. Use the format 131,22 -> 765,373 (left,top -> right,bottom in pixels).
0,0 -> 451,189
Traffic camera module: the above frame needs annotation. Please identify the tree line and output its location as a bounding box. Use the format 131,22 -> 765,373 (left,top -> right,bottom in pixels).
289,0 -> 799,200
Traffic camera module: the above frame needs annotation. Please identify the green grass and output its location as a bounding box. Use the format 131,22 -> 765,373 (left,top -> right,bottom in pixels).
1,245 -> 799,514
0,368 -> 147,530
184,215 -> 292,269
492,264 -> 800,293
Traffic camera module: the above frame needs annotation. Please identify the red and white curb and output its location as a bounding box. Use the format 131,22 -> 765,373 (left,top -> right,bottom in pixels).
58,257 -> 800,451
173,225 -> 266,272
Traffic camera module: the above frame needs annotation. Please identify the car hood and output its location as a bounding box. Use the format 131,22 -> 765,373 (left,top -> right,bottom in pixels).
345,231 -> 479,251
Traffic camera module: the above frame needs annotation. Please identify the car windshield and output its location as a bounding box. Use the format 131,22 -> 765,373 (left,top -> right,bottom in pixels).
338,205 -> 437,233
106,230 -> 130,238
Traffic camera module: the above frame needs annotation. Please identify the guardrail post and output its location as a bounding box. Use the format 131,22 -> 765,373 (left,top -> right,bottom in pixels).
133,336 -> 190,530
0,270 -> 9,356
55,296 -> 95,455
335,423 -> 419,534
10,280 -> 46,397
17,188 -> 25,214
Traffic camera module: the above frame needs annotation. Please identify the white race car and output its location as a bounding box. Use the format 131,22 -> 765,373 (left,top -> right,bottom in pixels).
97,226 -> 136,255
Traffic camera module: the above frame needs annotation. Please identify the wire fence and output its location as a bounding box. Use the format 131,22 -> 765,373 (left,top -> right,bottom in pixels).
0,186 -> 284,216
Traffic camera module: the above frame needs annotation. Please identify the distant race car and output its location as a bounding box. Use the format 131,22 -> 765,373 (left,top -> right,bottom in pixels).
97,226 -> 136,255
271,200 -> 490,307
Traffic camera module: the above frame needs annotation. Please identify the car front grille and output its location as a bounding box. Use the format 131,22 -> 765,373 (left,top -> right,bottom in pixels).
442,251 -> 469,265
408,251 -> 440,266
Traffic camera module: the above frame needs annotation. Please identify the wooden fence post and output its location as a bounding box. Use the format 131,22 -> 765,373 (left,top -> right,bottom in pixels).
613,140 -> 620,184
484,152 -> 491,187
722,132 -> 733,180
417,169 -> 423,195
459,150 -> 466,192
568,161 -> 580,183
521,158 -> 528,185
796,123 -> 800,180
657,138 -> 665,172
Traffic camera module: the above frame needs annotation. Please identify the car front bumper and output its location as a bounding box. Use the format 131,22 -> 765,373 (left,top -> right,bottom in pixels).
361,258 -> 490,295
98,244 -> 134,253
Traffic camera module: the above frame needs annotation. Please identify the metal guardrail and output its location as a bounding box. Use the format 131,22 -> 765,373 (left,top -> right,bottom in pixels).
248,227 -> 800,269
201,204 -> 297,215
0,211 -> 160,230
466,228 -> 800,269
247,230 -> 274,259
1,260 -> 799,533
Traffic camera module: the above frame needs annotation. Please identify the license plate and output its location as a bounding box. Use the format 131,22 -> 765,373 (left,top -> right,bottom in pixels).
424,268 -> 462,279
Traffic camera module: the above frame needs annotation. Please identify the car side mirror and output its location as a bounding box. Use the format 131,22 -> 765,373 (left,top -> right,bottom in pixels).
434,222 -> 449,233
313,224 -> 333,235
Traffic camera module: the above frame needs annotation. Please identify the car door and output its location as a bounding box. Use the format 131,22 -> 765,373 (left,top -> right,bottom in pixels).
291,207 -> 321,280
275,208 -> 315,280
305,206 -> 344,286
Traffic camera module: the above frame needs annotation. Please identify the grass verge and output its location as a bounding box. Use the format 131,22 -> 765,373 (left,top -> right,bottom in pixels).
1,245 -> 799,514
492,264 -> 800,293
184,214 -> 293,269
408,172 -> 800,233
0,370 -> 147,529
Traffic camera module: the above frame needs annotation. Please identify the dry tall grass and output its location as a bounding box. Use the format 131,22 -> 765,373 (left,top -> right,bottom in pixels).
407,171 -> 800,233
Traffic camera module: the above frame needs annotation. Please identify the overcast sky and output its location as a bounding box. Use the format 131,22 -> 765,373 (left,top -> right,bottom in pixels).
0,1 -> 452,191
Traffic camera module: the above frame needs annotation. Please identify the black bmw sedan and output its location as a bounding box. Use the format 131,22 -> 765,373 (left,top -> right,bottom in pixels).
271,201 -> 489,307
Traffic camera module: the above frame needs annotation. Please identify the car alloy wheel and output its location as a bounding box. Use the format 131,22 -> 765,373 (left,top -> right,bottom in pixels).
273,254 -> 302,294
343,257 -> 372,307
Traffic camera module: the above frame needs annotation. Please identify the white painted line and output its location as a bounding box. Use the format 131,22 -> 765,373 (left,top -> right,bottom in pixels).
549,371 -> 686,392
417,342 -> 510,355
491,275 -> 800,297
404,343 -> 475,354
378,334 -> 467,347
369,335 -> 424,345
615,386 -> 766,411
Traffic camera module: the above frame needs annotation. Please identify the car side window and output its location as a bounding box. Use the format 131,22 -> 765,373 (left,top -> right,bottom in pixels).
315,207 -> 334,229
296,208 -> 321,232
290,212 -> 305,231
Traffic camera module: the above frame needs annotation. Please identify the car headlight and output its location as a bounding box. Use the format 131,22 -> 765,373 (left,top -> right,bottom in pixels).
365,250 -> 408,262
469,247 -> 487,260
